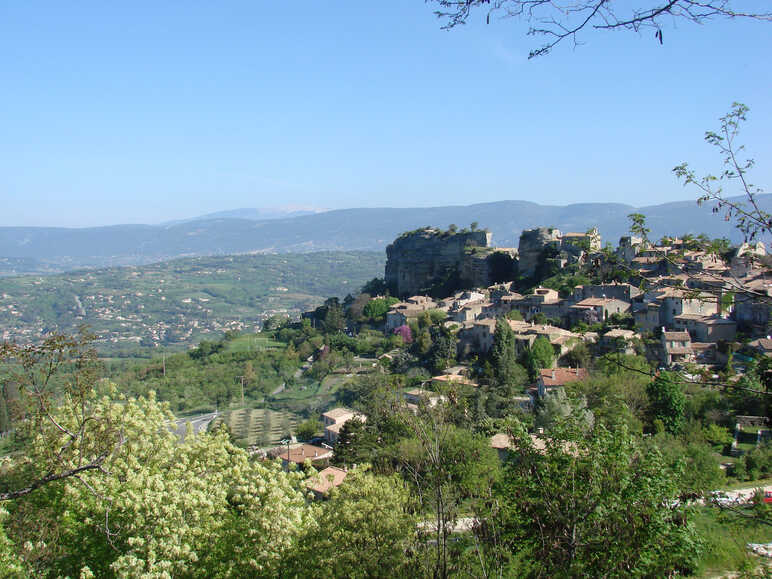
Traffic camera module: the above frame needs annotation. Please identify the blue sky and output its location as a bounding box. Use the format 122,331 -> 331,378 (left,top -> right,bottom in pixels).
1,1 -> 771,227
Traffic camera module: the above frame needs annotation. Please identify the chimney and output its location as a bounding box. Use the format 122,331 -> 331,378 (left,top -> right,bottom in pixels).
552,370 -> 556,381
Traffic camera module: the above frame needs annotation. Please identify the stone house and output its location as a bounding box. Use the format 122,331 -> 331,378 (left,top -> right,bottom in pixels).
535,367 -> 589,398
616,235 -> 644,264
385,296 -> 438,332
733,278 -> 772,336
456,318 -> 497,356
515,287 -> 561,320
403,388 -> 445,412
508,320 -> 582,360
431,374 -> 477,388
673,314 -> 737,343
599,328 -> 637,354
633,302 -> 661,332
449,300 -> 488,323
321,407 -> 366,444
661,330 -> 694,366
653,287 -> 718,327
572,282 -> 641,303
568,297 -> 630,324
560,228 -> 601,252
747,338 -> 772,357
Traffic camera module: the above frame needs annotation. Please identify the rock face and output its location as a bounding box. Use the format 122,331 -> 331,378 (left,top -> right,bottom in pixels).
385,228 -> 492,297
518,227 -> 561,278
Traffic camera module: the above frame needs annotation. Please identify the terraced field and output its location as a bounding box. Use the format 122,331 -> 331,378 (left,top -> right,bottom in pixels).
209,408 -> 299,448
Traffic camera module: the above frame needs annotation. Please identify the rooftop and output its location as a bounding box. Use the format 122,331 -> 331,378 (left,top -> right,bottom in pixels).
572,297 -> 628,307
306,466 -> 348,495
538,367 -> 589,387
322,407 -> 355,421
663,331 -> 691,341
270,444 -> 333,465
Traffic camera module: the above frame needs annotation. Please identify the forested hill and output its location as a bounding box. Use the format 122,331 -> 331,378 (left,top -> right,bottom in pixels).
2,195 -> 769,275
0,251 -> 383,355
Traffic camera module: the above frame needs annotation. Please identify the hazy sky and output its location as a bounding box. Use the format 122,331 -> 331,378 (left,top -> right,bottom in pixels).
1,1 -> 771,227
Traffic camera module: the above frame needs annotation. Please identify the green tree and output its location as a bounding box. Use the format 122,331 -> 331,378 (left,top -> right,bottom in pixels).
647,371 -> 686,434
627,212 -> 650,241
0,507 -> 27,578
535,389 -> 594,432
0,331 -> 123,503
362,296 -> 399,321
428,325 -> 456,374
487,418 -> 701,577
296,418 -> 322,441
332,417 -> 373,467
490,320 -> 518,386
5,391 -> 314,577
323,297 -> 346,333
294,470 -> 417,578
398,403 -> 499,578
523,335 -> 554,380
361,277 -> 388,296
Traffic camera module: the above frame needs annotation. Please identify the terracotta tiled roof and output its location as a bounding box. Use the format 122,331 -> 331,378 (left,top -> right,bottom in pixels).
322,407 -> 355,422
270,444 -> 332,464
538,367 -> 588,387
663,331 -> 691,341
490,433 -> 513,450
306,466 -> 348,495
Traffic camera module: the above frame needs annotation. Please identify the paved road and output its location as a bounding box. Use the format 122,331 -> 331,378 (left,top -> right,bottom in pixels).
418,517 -> 477,534
174,412 -> 218,438
711,484 -> 772,506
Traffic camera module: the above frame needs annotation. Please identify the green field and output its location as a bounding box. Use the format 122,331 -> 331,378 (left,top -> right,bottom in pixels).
209,408 -> 300,448
224,333 -> 285,352
692,506 -> 772,577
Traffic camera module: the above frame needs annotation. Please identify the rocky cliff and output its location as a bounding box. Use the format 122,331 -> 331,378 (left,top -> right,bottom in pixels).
385,228 -> 492,297
518,227 -> 561,278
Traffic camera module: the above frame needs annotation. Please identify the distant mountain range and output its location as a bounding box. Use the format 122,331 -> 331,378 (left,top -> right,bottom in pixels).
162,205 -> 328,225
1,195 -> 768,275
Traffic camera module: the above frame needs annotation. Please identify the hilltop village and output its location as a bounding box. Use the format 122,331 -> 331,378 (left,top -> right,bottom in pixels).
254,222 -> 771,494
380,224 -> 768,372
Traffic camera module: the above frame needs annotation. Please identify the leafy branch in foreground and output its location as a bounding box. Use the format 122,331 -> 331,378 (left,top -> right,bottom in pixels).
0,331 -> 124,502
429,1 -> 772,58
674,102 -> 771,246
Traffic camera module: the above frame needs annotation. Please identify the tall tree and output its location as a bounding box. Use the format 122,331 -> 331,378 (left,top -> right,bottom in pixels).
398,402 -> 499,578
523,335 -> 554,380
486,418 -> 701,577
429,325 -> 457,374
647,371 -> 687,434
292,470 -> 417,578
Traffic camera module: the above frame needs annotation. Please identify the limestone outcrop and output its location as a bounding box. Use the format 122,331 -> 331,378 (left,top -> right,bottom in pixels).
385,228 -> 493,297
518,227 -> 561,278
